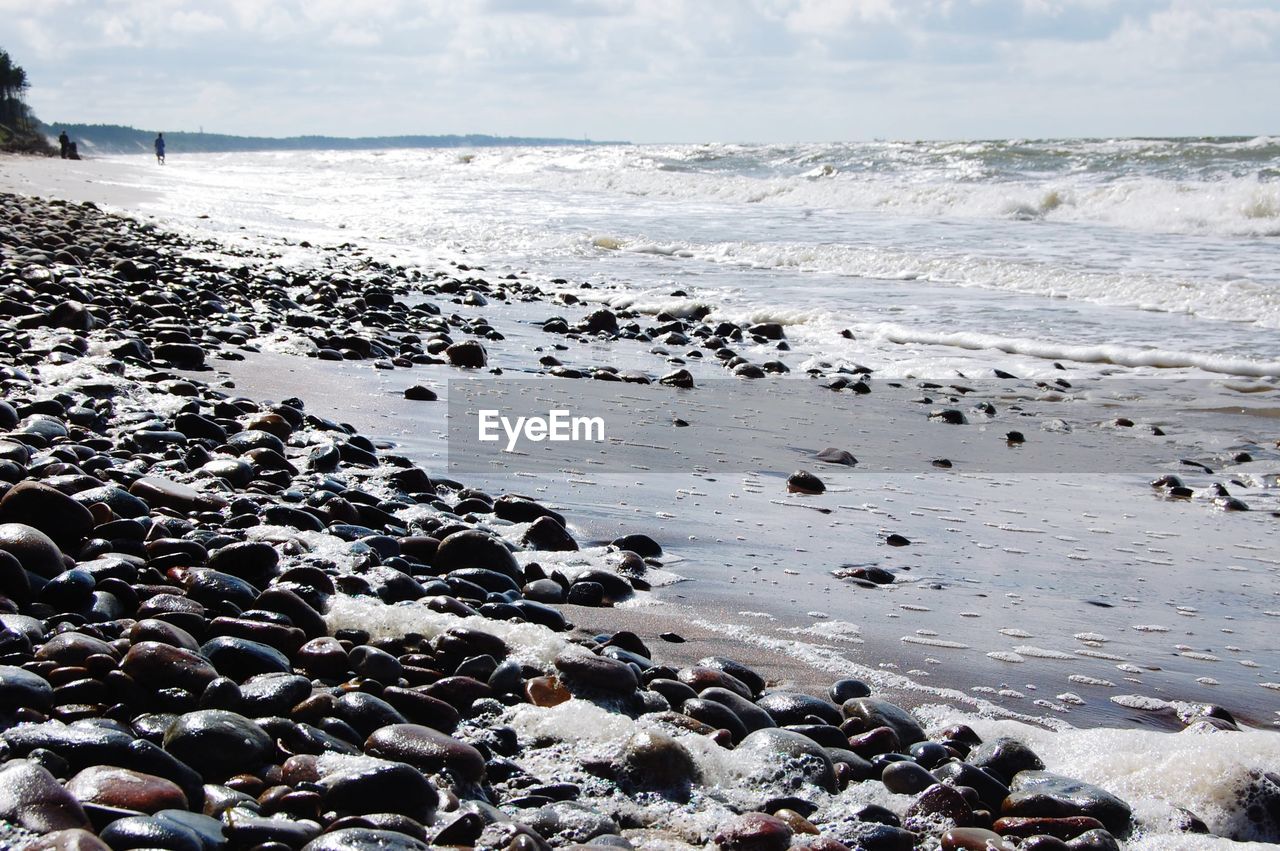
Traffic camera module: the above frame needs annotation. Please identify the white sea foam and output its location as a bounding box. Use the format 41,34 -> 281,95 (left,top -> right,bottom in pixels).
916,708 -> 1280,846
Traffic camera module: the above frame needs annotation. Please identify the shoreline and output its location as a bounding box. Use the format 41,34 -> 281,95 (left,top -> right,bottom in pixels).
0,162 -> 1278,848
11,151 -> 1265,733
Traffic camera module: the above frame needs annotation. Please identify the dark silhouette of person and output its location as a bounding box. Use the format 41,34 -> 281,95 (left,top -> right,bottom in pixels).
58,130 -> 69,159
154,133 -> 165,165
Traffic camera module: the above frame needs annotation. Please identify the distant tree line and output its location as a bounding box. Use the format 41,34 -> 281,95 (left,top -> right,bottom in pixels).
47,123 -> 622,155
0,47 -> 54,154
0,48 -> 34,130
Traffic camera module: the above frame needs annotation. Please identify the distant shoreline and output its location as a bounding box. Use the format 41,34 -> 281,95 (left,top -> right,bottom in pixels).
41,123 -> 628,156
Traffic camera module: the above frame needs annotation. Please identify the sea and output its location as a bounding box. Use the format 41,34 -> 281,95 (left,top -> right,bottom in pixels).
67,139 -> 1280,846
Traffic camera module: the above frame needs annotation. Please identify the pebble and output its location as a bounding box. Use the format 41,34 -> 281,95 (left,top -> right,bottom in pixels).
0,759 -> 91,833
364,724 -> 487,782
1003,771 -> 1133,835
786,470 -> 825,494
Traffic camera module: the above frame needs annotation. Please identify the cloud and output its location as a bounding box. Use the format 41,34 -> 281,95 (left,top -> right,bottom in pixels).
2,0 -> 1277,141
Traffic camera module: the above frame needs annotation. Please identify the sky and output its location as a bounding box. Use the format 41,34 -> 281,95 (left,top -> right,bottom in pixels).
2,0 -> 1278,143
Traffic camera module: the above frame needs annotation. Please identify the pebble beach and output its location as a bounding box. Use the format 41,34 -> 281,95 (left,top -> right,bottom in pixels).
0,150 -> 1279,851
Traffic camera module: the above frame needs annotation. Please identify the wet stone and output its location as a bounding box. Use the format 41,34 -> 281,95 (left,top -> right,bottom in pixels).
364,723 -> 487,782
906,783 -> 973,829
0,759 -> 91,833
554,651 -> 640,697
302,828 -> 431,851
65,765 -> 188,813
841,697 -> 926,745
122,642 -> 219,693
1003,772 -> 1133,835
321,758 -> 439,822
0,663 -> 55,710
0,481 -> 95,550
714,812 -> 793,851
736,728 -> 838,793
99,814 -> 204,851
881,760 -> 938,796
0,521 -> 67,578
786,470 -> 824,494
968,736 -> 1046,783
162,710 -> 273,780
22,828 -> 112,851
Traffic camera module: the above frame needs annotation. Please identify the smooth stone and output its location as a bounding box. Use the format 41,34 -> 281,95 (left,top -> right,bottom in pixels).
128,476 -> 227,514
99,814 -> 203,851
238,673 -> 313,717
364,723 -> 486,782
522,516 -> 578,551
610,533 -> 661,556
65,765 -> 188,813
35,632 -> 117,666
433,529 -> 521,582
815,447 -> 857,466
615,730 -> 698,798
199,635 -> 292,681
528,801 -> 620,843
905,783 -> 972,828
22,828 -> 111,851
756,691 -> 842,727
941,827 -> 1017,851
302,828 -> 430,851
969,736 -> 1046,783
207,541 -> 280,586
714,812 -> 793,851
736,728 -> 838,793
0,481 -> 95,549
881,761 -> 938,795
1065,830 -> 1122,851
1004,771 -> 1133,835
494,495 -> 565,525
0,759 -> 91,832
0,521 -> 67,578
153,809 -> 228,850
682,697 -> 749,743
993,816 -> 1108,841
841,697 -> 926,745
699,687 -> 776,733
0,663 -> 54,710
829,678 -> 871,703
932,761 -> 1010,812
321,759 -> 438,822
445,340 -> 487,367
71,485 -> 150,519
123,642 -> 219,693
786,470 -> 824,494
334,691 -> 409,736
162,710 -> 273,780
0,547 -> 32,601
658,368 -> 694,388
695,656 -> 766,696
554,651 -> 639,697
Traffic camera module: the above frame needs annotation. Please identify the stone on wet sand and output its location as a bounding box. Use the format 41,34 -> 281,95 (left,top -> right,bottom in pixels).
786,470 -> 825,494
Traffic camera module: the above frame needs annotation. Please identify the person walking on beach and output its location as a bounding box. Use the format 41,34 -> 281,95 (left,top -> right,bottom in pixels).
154,132 -> 165,165
58,130 -> 70,159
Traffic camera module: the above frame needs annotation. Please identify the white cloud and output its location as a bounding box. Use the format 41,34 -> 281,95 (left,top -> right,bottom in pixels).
2,0 -> 1276,141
